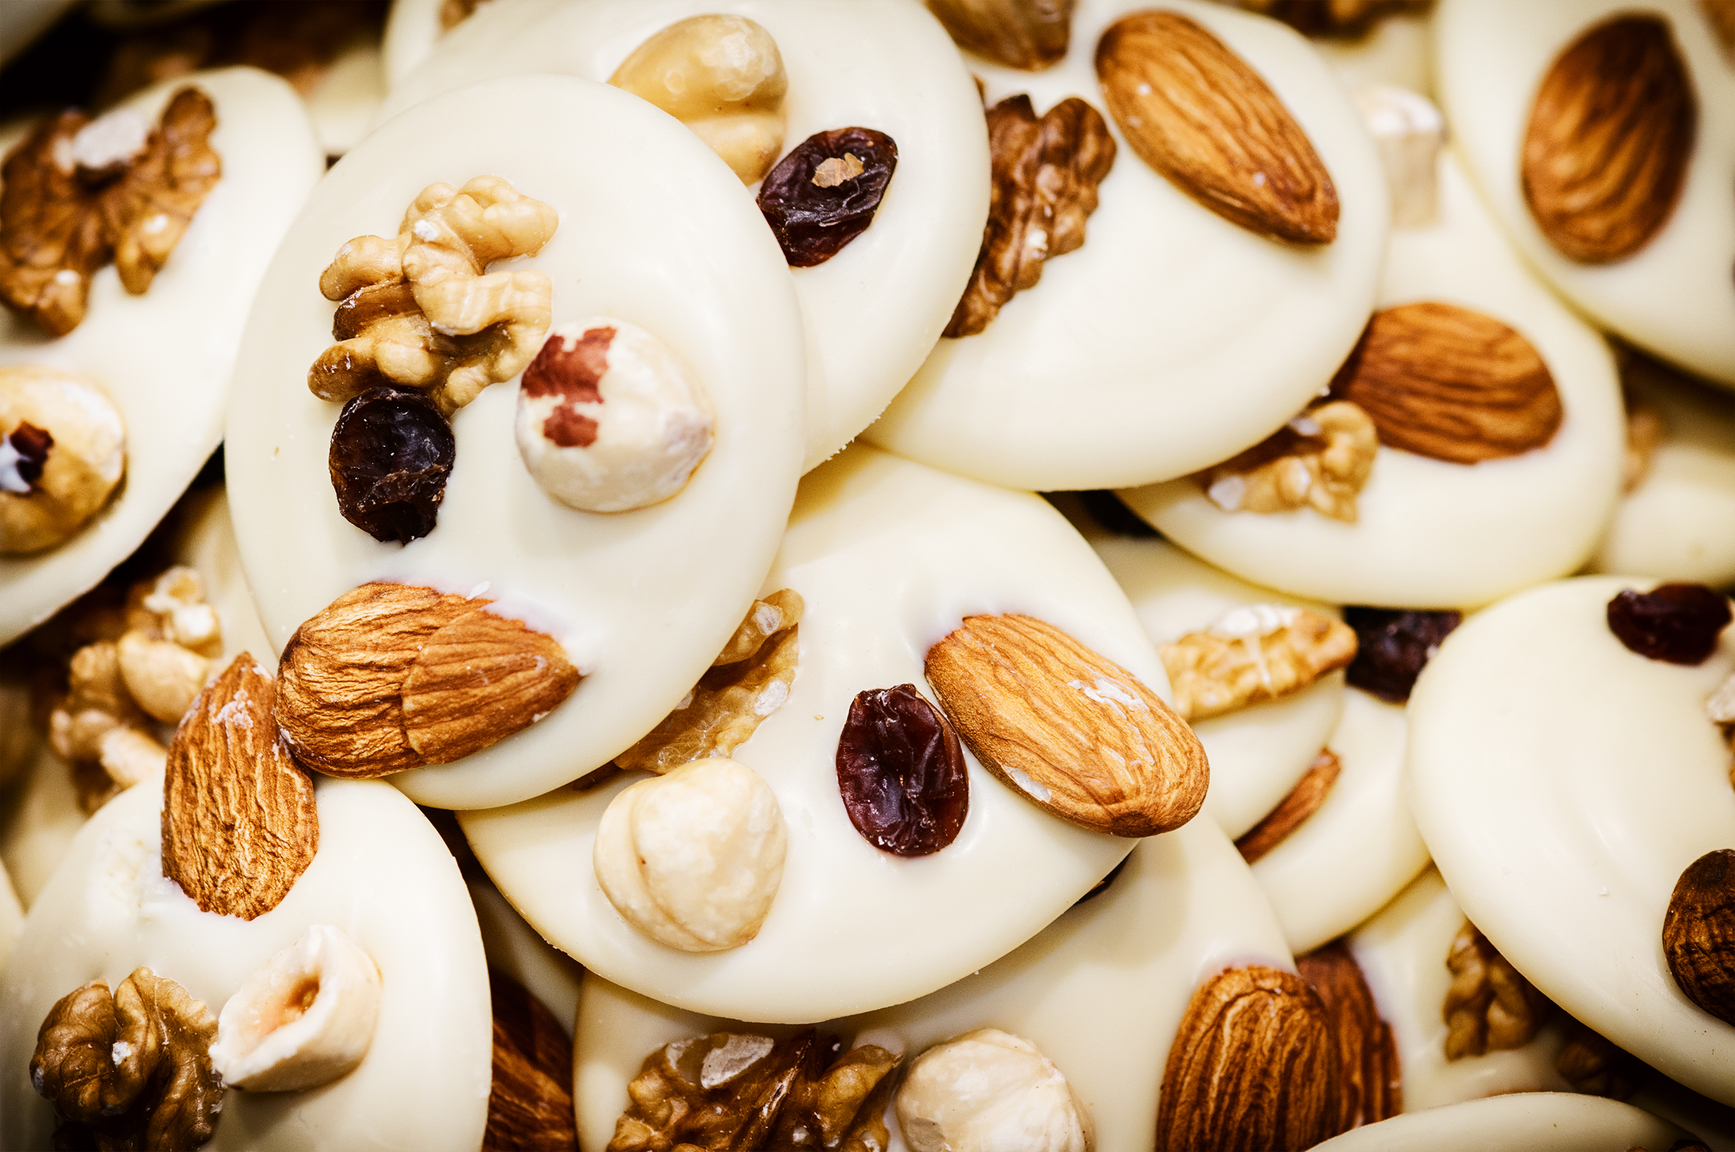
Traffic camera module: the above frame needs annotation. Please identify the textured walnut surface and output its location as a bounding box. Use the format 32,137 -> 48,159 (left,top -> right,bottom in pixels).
1442,920 -> 1552,1060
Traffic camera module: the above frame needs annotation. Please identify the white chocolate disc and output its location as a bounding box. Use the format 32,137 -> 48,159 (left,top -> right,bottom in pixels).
866,0 -> 1389,491
225,75 -> 807,809
1122,152 -> 1624,609
0,69 -> 323,646
464,446 -> 1181,1023
573,819 -> 1293,1150
1091,534 -> 1343,838
1313,1093 -> 1688,1152
379,0 -> 990,471
1315,12 -> 1435,97
1407,576 -> 1735,1105
304,36 -> 386,159
469,880 -> 583,1036
380,0 -> 450,91
1435,0 -> 1735,387
0,777 -> 492,1151
0,742 -> 82,907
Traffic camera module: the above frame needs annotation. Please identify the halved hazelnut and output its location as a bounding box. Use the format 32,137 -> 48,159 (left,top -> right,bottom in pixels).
0,365 -> 125,554
896,1028 -> 1094,1152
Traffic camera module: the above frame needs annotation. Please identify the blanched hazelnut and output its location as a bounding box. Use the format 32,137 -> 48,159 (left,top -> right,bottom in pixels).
594,757 -> 787,952
610,14 -> 788,184
896,1029 -> 1095,1152
1354,85 -> 1445,229
210,925 -> 382,1092
0,365 -> 125,554
515,318 -> 715,514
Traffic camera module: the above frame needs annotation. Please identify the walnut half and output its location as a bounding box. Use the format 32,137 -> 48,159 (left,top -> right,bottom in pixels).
1442,920 -> 1552,1060
1196,400 -> 1378,523
1158,604 -> 1357,722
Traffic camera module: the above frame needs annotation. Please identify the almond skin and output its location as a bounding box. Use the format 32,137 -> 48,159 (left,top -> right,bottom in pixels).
1234,749 -> 1340,864
485,969 -> 577,1152
924,613 -> 1207,837
1328,302 -> 1562,464
162,653 -> 317,921
924,0 -> 1074,70
1296,941 -> 1401,1131
1521,14 -> 1696,264
1663,848 -> 1735,1025
1096,10 -> 1338,244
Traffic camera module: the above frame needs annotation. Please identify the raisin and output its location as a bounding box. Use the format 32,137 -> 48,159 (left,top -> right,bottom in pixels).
1343,607 -> 1462,703
757,127 -> 897,267
1607,583 -> 1731,665
328,385 -> 454,544
5,421 -> 53,490
835,683 -> 968,857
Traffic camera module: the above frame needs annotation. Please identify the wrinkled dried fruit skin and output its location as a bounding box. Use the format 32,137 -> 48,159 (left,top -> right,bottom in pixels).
1662,849 -> 1735,1025
758,127 -> 897,267
1522,15 -> 1695,264
1607,584 -> 1732,666
1234,749 -> 1340,865
6,421 -> 52,489
1554,1019 -> 1643,1100
1296,941 -> 1401,1131
836,683 -> 969,856
1342,607 -> 1461,703
328,385 -> 455,544
1442,920 -> 1551,1060
485,970 -> 577,1152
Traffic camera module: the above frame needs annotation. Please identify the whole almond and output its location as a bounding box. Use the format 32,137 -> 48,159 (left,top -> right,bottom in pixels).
925,0 -> 1074,70
1522,14 -> 1696,264
1328,302 -> 1562,464
924,613 -> 1207,837
1296,942 -> 1401,1132
1156,965 -> 1340,1151
162,653 -> 317,921
1234,749 -> 1340,865
1662,848 -> 1735,1025
1096,11 -> 1338,244
485,969 -> 577,1152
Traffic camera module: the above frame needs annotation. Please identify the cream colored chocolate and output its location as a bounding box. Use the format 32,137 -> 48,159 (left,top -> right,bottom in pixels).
469,881 -> 583,1036
380,0 -> 989,471
464,446 -> 1176,1023
1312,1093 -> 1689,1152
0,69 -> 322,646
1091,535 -> 1343,838
303,36 -> 386,158
226,76 -> 806,809
1123,153 -> 1623,608
867,0 -> 1388,491
572,820 -> 1293,1150
0,857 -> 20,972
0,742 -> 82,906
1315,12 -> 1434,97
380,0 -> 455,91
1407,576 -> 1735,1105
1436,0 -> 1735,386
0,777 -> 491,1150
1251,687 -> 1428,953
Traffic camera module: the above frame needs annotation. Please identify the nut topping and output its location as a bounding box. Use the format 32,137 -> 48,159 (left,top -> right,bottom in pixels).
486,969 -> 577,1152
925,613 -> 1207,837
1623,394 -> 1667,493
0,365 -> 126,555
1235,749 -> 1341,865
1158,605 -> 1357,722
897,1029 -> 1093,1152
1096,11 -> 1338,244
758,127 -> 899,267
1354,84 -> 1445,229
1662,849 -> 1735,1026
275,582 -> 580,778
1607,583 -> 1732,666
1296,941 -> 1401,1131
1342,607 -> 1461,704
1554,1018 -> 1644,1100
924,0 -> 1075,70
945,95 -> 1115,338
1522,15 -> 1696,264
836,683 -> 970,857
1197,400 -> 1378,523
1443,920 -> 1551,1060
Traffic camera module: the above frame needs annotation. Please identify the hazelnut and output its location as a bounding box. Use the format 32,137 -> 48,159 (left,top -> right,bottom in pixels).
210,925 -> 382,1092
896,1029 -> 1094,1152
116,630 -> 210,724
97,726 -> 167,790
593,757 -> 787,952
515,318 -> 715,514
1353,85 -> 1445,228
0,365 -> 125,554
610,14 -> 788,184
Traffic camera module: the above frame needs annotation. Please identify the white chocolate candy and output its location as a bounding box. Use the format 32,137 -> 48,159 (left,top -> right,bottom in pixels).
0,778 -> 492,1150
573,820 -> 1294,1151
303,35 -> 386,159
1407,576 -> 1735,1105
1314,11 -> 1435,97
0,69 -> 323,645
1313,1093 -> 1689,1152
463,446 -> 1171,1023
380,0 -> 989,471
867,0 -> 1389,491
1123,152 -> 1624,609
225,75 -> 806,809
469,880 -> 583,1036
380,0 -> 456,92
1436,0 -> 1735,387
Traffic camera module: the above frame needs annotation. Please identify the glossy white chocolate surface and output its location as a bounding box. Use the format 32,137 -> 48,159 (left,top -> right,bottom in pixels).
225,75 -> 807,810
1407,576 -> 1735,1105
1123,154 -> 1624,609
0,777 -> 492,1151
465,446 -> 1179,1023
304,37 -> 386,158
573,820 -> 1293,1151
1436,0 -> 1735,386
1313,1092 -> 1687,1152
381,0 -> 989,471
867,0 -> 1388,491
470,881 -> 584,1037
1316,13 -> 1434,97
0,69 -> 323,646
0,741 -> 83,907
380,0 -> 447,91
1091,534 -> 1342,838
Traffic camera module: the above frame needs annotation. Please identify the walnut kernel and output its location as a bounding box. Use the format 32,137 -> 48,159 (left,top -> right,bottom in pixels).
1198,400 -> 1378,523
1158,604 -> 1357,721
1443,920 -> 1552,1060
0,365 -> 126,555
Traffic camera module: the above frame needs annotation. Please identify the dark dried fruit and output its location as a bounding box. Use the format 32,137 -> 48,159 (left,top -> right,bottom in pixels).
328,385 -> 455,544
1607,583 -> 1731,665
4,421 -> 52,491
1662,848 -> 1735,1026
836,683 -> 969,856
1342,607 -> 1461,703
757,127 -> 897,267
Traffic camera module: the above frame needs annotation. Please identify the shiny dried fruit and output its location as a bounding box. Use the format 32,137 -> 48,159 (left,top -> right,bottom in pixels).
1342,607 -> 1461,703
758,127 -> 897,267
836,683 -> 969,857
486,969 -> 577,1152
1662,849 -> 1735,1026
1443,920 -> 1551,1060
1197,401 -> 1378,523
925,0 -> 1075,69
1554,1018 -> 1643,1100
328,385 -> 455,544
1607,583 -> 1732,666
1296,941 -> 1400,1131
1234,749 -> 1340,865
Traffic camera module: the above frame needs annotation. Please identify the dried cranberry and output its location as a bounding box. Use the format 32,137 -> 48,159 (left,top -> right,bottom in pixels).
3,421 -> 53,491
836,683 -> 968,856
1607,583 -> 1731,665
758,127 -> 897,267
328,386 -> 454,544
1343,607 -> 1462,703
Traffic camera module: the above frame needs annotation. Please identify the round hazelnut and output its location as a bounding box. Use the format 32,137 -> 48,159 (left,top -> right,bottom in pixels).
0,365 -> 125,555
897,1028 -> 1095,1152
